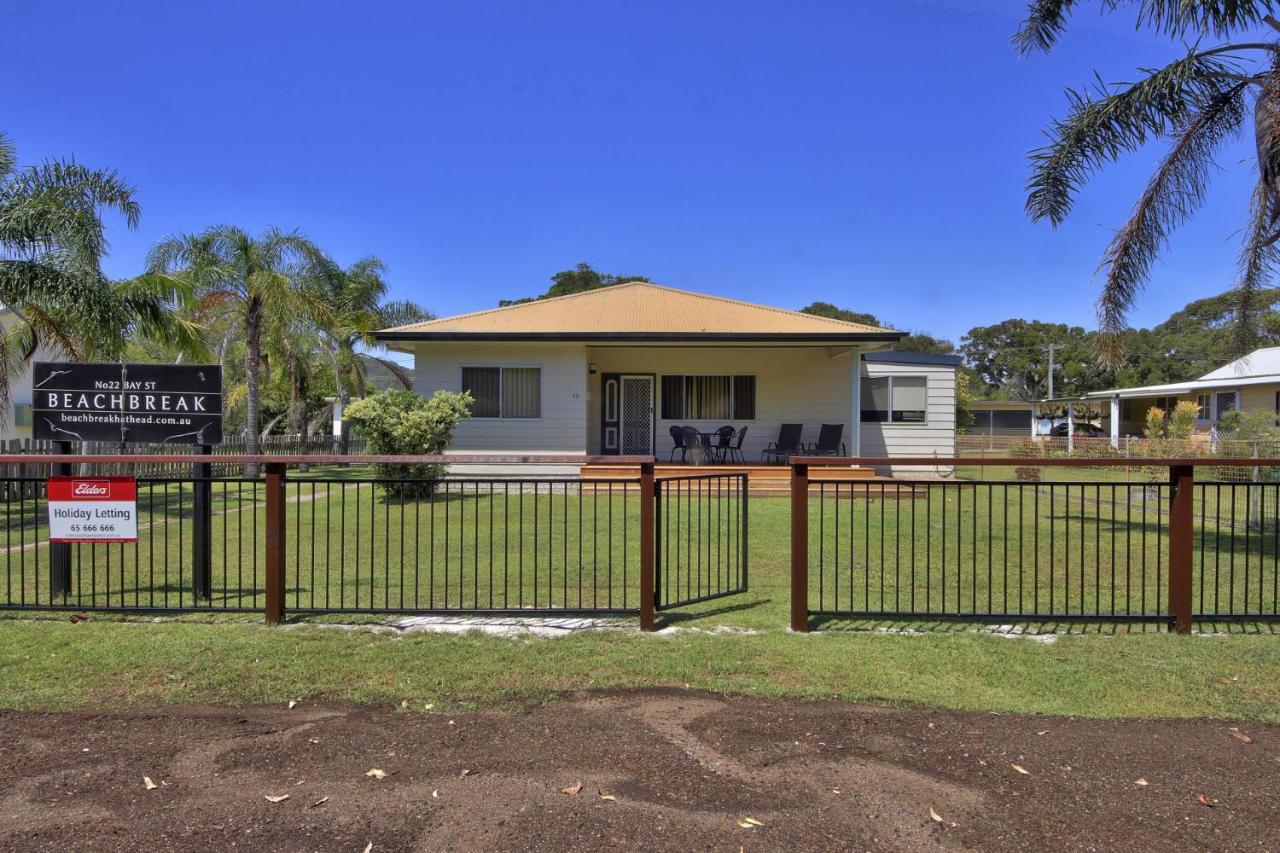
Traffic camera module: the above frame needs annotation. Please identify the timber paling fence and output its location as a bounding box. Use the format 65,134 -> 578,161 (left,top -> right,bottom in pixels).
790,456 -> 1280,631
0,436 -> 367,483
1,453 -> 1277,632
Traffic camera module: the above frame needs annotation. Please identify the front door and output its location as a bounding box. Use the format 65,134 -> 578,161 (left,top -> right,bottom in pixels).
600,373 -> 654,455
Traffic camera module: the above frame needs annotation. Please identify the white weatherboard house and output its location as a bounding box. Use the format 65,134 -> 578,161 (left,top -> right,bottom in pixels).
375,283 -> 958,475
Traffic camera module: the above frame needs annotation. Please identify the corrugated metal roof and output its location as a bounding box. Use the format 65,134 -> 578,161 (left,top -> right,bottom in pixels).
377,282 -> 898,339
1198,345 -> 1280,381
1086,345 -> 1280,399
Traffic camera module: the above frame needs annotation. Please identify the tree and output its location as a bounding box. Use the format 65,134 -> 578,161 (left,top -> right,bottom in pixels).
0,130 -> 164,417
960,319 -> 1114,400
1016,2 -> 1280,360
308,256 -> 431,407
798,302 -> 957,354
499,263 -> 649,306
147,226 -> 325,471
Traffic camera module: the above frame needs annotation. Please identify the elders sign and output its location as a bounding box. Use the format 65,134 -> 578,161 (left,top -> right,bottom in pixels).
33,362 -> 223,445
47,477 -> 138,543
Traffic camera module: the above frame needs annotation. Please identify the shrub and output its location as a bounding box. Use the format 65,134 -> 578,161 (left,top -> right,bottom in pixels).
1143,406 -> 1167,439
344,390 -> 472,497
1009,437 -> 1043,482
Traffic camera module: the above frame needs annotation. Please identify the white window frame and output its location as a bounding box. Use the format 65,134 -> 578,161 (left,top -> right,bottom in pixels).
460,366 -> 543,420
1195,393 -> 1212,424
860,375 -> 929,426
1211,389 -> 1239,424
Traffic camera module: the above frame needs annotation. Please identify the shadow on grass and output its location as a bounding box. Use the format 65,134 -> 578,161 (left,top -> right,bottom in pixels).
657,597 -> 769,626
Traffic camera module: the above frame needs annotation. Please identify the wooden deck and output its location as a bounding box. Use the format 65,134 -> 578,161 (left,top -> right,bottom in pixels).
580,462 -> 886,496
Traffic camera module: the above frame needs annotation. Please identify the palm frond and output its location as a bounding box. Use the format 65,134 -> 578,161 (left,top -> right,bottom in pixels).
1027,49 -> 1245,226
1231,179 -> 1280,355
1015,1 -> 1278,56
376,299 -> 432,328
368,355 -> 414,390
0,131 -> 16,182
1094,81 -> 1250,358
1013,0 -> 1084,56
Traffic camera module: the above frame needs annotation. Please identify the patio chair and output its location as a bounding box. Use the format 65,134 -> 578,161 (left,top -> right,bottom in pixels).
807,423 -> 846,457
725,426 -> 748,464
668,424 -> 687,462
712,425 -> 736,463
761,423 -> 803,464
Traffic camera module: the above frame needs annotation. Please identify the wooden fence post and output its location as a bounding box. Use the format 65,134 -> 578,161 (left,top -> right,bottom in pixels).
639,461 -> 656,632
790,462 -> 809,633
264,462 -> 287,625
1168,464 -> 1194,634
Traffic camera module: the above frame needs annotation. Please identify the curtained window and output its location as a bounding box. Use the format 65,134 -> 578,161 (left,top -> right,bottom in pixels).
461,367 -> 541,418
660,375 -> 756,420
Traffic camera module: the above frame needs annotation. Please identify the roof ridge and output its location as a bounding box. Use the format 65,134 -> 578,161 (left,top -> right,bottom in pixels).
383,280 -> 895,334
380,282 -> 639,332
621,282 -> 895,332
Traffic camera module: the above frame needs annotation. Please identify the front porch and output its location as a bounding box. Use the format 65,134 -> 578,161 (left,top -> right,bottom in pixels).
581,461 -> 883,496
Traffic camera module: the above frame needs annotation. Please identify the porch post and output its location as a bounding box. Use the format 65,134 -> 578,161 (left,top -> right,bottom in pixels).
1030,402 -> 1039,438
849,348 -> 861,459
1109,395 -> 1121,449
1066,402 -> 1075,453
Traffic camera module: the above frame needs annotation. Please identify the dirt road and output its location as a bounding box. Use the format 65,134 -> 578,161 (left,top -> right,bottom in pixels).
0,690 -> 1275,851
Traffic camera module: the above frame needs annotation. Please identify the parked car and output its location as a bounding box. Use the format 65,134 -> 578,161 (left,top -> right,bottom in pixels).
1048,422 -> 1105,437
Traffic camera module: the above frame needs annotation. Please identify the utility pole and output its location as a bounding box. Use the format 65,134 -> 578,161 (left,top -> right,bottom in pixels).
1045,344 -> 1061,400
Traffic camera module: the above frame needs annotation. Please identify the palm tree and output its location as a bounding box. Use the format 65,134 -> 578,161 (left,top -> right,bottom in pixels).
0,130 -> 149,415
147,226 -> 325,472
308,255 -> 430,404
1017,2 -> 1280,360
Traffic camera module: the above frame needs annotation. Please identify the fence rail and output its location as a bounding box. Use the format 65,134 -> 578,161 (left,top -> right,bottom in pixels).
0,436 -> 368,480
791,457 -> 1280,631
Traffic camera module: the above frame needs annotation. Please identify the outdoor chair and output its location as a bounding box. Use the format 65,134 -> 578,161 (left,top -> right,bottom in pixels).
725,425 -> 748,463
713,425 -> 736,463
807,423 -> 846,457
761,423 -> 803,464
668,424 -> 687,462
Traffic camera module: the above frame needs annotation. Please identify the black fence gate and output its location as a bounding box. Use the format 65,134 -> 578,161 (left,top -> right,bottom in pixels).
654,472 -> 748,611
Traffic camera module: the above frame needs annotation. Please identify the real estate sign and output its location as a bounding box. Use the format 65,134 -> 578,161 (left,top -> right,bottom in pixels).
33,363 -> 223,445
47,476 -> 138,543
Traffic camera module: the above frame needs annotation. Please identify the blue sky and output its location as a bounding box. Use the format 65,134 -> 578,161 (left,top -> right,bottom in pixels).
2,0 -> 1264,344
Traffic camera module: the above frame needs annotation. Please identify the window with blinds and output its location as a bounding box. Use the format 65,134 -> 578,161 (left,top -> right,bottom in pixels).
660,375 -> 756,420
860,375 -> 928,424
461,367 -> 541,418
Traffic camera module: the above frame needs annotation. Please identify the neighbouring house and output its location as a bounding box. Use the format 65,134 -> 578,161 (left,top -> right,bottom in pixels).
0,307 -> 61,443
1085,345 -> 1280,442
375,282 -> 959,475
967,400 -> 1036,437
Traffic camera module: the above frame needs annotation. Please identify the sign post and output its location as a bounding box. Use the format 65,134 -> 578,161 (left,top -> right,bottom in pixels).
49,441 -> 72,599
192,444 -> 212,600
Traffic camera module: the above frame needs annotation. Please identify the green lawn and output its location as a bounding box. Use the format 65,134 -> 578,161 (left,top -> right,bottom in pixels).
2,477 -> 1280,722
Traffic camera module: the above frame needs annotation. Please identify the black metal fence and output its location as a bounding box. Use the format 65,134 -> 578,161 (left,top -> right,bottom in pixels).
654,473 -> 748,611
792,457 -> 1280,630
0,477 -> 262,612
284,477 -> 642,615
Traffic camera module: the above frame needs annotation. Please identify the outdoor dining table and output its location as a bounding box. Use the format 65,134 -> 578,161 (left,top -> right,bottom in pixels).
686,431 -> 727,465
